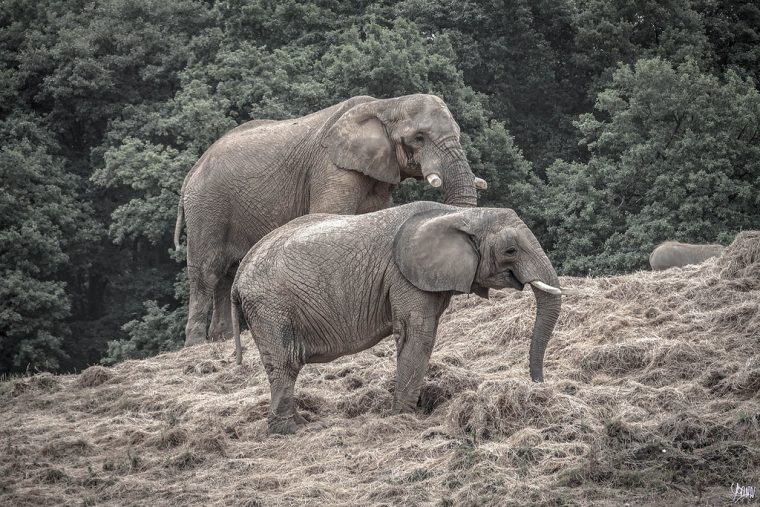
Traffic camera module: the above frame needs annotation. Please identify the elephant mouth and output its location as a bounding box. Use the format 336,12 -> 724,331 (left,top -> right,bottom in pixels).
507,270 -> 525,291
484,270 -> 523,291
400,143 -> 421,172
407,156 -> 421,173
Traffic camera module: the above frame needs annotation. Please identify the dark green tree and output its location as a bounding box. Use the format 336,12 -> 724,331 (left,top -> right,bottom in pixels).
398,0 -> 583,169
542,58 -> 760,275
573,0 -> 710,95
698,0 -> 760,82
0,115 -> 98,373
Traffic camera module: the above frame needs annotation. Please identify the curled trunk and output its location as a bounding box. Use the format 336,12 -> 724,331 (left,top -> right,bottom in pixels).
438,149 -> 477,207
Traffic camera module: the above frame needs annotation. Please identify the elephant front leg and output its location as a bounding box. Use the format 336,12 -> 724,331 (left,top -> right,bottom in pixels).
392,311 -> 438,414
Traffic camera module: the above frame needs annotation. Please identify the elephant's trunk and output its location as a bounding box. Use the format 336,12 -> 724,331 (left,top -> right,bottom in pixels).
516,244 -> 561,382
529,284 -> 561,382
438,149 -> 478,208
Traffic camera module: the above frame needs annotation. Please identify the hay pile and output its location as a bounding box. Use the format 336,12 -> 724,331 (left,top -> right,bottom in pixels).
2,233 -> 759,506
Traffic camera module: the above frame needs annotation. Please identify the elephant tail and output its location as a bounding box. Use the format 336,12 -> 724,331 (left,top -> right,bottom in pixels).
175,155 -> 209,251
175,159 -> 200,251
231,287 -> 243,365
174,189 -> 185,251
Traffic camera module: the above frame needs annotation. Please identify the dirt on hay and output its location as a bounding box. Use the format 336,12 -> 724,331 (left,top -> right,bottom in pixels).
2,232 -> 759,506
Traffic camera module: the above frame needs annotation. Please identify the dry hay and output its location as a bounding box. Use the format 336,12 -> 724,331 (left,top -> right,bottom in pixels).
1,233 -> 759,506
720,231 -> 760,283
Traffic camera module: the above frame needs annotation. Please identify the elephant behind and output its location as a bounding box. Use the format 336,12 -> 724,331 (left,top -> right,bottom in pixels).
649,241 -> 725,270
174,94 -> 486,346
231,201 -> 565,434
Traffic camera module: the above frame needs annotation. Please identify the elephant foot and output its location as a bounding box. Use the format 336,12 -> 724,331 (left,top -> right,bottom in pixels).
184,335 -> 207,347
185,320 -> 209,347
208,318 -> 233,342
208,330 -> 232,342
293,411 -> 308,426
268,416 -> 299,435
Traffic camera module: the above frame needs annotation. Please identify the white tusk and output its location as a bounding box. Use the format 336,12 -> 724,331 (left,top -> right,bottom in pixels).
474,177 -> 488,190
530,280 -> 562,295
426,173 -> 442,188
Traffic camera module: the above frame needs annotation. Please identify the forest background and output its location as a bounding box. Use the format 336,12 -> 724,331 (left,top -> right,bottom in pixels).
1,0 -> 758,374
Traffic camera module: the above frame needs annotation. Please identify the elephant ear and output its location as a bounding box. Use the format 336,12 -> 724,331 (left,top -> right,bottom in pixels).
323,100 -> 401,184
393,209 -> 479,293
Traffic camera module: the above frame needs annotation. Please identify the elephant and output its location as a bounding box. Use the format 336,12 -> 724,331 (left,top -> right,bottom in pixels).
231,201 -> 565,434
174,94 -> 487,346
649,241 -> 725,270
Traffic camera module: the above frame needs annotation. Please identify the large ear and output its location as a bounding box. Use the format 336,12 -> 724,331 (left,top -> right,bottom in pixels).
393,210 -> 479,293
323,100 -> 401,184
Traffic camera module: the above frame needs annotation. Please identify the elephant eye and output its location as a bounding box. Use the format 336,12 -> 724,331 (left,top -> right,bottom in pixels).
505,247 -> 518,256
414,133 -> 425,144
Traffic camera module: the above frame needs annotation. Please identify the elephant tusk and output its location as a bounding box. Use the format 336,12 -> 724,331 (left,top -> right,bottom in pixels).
474,177 -> 488,190
426,173 -> 443,188
529,280 -> 563,295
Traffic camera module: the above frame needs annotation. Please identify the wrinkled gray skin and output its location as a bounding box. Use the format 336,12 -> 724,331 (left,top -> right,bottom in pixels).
175,95 -> 480,346
231,201 -> 561,435
649,241 -> 725,270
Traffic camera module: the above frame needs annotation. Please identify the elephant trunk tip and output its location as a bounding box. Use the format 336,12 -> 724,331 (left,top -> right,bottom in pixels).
530,361 -> 544,383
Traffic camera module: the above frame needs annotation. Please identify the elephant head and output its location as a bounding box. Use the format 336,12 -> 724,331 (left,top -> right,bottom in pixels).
324,94 -> 486,207
393,207 -> 563,382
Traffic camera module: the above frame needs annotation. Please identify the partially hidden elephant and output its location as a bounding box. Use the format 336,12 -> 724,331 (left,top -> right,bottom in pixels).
649,241 -> 725,270
231,201 -> 566,434
175,94 -> 487,346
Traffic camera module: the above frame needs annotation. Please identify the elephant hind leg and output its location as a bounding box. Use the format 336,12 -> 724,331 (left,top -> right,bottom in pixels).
209,271 -> 235,342
264,356 -> 305,434
185,260 -> 225,347
251,315 -> 306,434
266,372 -> 301,434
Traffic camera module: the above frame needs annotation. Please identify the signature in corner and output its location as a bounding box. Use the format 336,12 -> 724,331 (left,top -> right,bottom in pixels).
731,483 -> 756,503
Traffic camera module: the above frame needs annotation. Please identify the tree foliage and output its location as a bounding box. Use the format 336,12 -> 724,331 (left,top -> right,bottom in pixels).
101,300 -> 187,365
0,114 -> 98,372
398,0 -> 584,169
542,58 -> 760,274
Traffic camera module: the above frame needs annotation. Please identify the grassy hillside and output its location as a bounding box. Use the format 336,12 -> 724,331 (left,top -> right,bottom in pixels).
2,233 -> 759,506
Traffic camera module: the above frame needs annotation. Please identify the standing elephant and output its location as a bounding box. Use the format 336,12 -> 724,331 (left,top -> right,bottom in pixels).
232,201 -> 565,434
175,94 -> 486,346
649,241 -> 725,270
